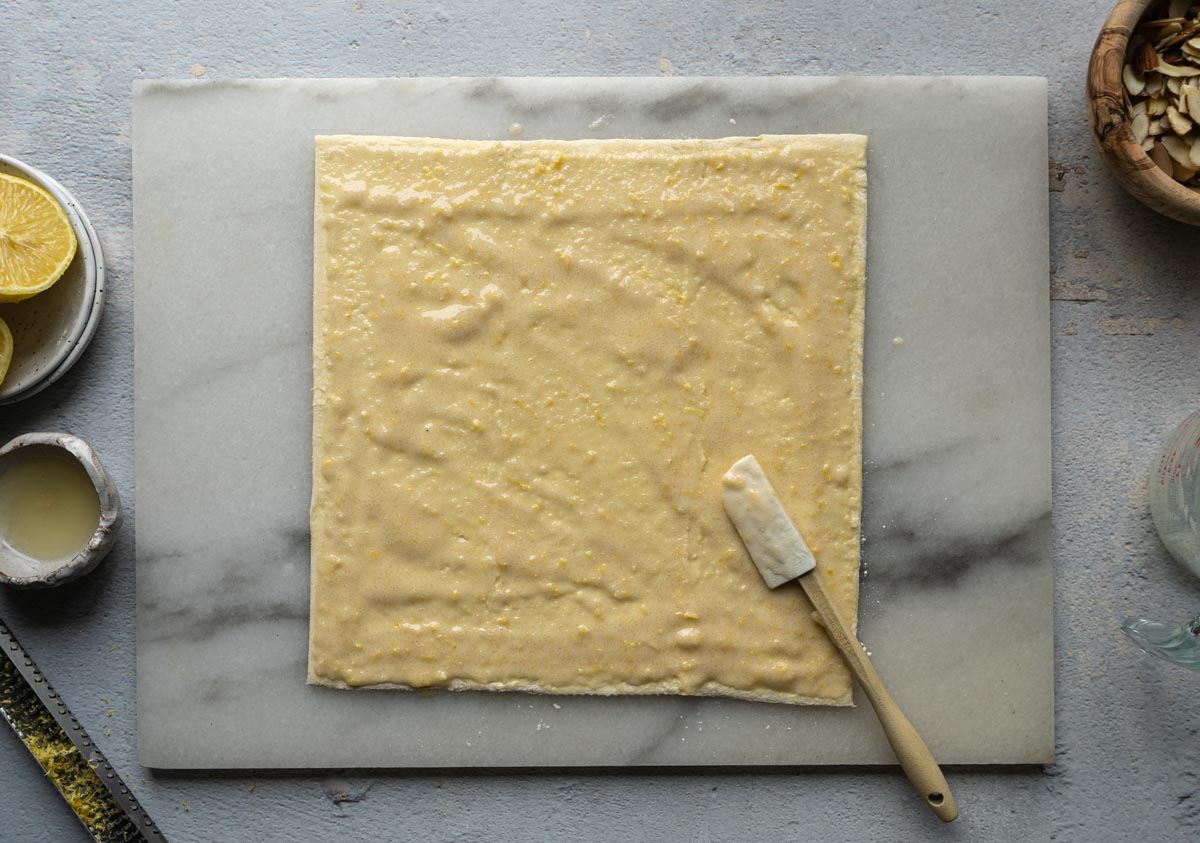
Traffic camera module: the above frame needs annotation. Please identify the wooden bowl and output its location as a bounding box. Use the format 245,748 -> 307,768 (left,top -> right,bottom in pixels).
1087,0 -> 1200,226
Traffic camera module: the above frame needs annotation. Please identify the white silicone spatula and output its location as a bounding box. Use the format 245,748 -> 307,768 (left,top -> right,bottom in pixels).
721,454 -> 958,823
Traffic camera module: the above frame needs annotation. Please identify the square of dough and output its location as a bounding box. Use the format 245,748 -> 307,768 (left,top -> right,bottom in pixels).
309,135 -> 866,705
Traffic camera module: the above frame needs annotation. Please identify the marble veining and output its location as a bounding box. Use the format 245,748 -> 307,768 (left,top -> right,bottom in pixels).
867,513 -> 1052,591
134,77 -> 1051,768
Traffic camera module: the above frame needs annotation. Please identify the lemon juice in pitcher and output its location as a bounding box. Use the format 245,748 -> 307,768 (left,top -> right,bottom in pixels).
0,454 -> 100,562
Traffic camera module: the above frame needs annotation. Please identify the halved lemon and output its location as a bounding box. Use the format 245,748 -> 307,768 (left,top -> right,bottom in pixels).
0,172 -> 78,303
0,315 -> 12,387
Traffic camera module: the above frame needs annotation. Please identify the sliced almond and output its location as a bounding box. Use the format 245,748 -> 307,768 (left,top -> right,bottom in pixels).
1132,111 -> 1152,143
1163,134 -> 1194,166
1149,94 -> 1170,116
1171,159 -> 1197,181
1156,58 -> 1195,78
1142,136 -> 1157,151
1157,22 -> 1186,49
1179,86 -> 1194,118
1133,40 -> 1161,75
1146,73 -> 1166,95
1169,75 -> 1184,94
1185,85 -> 1200,118
1158,58 -> 1198,77
1125,63 -> 1147,95
1190,137 -> 1200,167
1168,104 -> 1195,133
1149,117 -> 1166,136
1150,141 -> 1175,174
1131,98 -> 1149,118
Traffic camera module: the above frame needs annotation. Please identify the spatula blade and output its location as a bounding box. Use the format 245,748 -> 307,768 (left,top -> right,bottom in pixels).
721,454 -> 816,588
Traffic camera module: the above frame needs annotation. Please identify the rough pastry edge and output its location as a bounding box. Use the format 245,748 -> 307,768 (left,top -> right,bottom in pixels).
305,674 -> 853,707
308,137 -> 333,686
846,134 -> 868,650
307,134 -> 868,705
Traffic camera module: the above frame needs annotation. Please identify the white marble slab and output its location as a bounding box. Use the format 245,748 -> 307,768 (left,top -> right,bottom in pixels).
133,77 -> 1051,768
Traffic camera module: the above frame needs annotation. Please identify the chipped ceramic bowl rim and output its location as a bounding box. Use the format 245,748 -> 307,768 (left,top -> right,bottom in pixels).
0,432 -> 123,588
0,154 -> 106,405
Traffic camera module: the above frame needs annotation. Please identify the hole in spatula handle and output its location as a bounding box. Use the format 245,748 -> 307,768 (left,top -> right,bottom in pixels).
927,792 -> 944,806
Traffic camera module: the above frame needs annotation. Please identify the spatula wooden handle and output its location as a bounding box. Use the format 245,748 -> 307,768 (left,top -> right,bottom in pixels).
798,572 -> 958,823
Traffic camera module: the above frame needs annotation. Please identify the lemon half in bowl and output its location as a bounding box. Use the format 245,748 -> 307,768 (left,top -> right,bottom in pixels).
0,155 -> 104,405
0,172 -> 78,303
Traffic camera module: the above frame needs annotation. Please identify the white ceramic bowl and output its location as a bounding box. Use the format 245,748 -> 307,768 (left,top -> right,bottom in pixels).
0,155 -> 105,405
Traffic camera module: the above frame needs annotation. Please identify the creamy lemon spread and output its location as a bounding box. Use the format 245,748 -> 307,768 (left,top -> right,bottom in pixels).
309,135 -> 866,705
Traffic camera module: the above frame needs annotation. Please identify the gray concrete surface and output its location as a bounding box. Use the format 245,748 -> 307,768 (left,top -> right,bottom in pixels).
0,1 -> 1197,840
